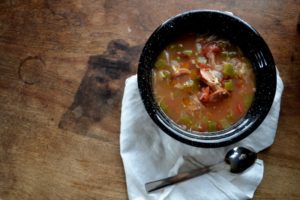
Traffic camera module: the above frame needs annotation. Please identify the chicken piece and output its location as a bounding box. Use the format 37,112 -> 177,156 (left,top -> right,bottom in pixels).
186,94 -> 203,112
199,68 -> 222,91
199,68 -> 230,103
172,68 -> 191,77
198,87 -> 210,103
209,88 -> 229,102
206,51 -> 216,67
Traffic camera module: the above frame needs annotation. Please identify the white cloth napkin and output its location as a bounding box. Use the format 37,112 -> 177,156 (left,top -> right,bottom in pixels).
120,71 -> 283,200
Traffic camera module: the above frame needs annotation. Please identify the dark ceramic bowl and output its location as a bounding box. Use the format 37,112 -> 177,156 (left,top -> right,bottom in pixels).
138,10 -> 276,148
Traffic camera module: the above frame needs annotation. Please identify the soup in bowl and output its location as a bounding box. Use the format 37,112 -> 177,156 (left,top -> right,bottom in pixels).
138,10 -> 276,147
153,33 -> 255,132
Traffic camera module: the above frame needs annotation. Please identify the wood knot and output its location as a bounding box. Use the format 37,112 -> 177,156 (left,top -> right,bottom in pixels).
18,56 -> 45,85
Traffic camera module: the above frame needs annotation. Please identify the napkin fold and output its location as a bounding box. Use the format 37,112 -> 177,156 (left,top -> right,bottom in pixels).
120,71 -> 283,200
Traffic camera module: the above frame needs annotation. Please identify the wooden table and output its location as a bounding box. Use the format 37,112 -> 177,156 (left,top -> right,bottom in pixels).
0,1 -> 299,199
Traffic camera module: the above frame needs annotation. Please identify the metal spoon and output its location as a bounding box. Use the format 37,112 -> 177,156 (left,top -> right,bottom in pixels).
145,146 -> 257,193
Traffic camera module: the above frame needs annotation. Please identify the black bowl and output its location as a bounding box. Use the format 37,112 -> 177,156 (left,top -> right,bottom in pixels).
138,10 -> 276,148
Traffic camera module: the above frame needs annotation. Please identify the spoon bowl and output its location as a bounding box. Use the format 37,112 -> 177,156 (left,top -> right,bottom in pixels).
225,146 -> 257,173
145,146 -> 257,193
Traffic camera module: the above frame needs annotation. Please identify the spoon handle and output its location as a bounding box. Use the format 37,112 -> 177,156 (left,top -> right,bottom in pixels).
145,167 -> 210,193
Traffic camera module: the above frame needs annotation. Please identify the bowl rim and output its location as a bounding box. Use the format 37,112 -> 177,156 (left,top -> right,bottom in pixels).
137,9 -> 277,147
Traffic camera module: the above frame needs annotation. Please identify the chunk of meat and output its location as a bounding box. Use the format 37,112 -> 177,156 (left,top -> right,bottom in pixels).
202,43 -> 221,56
199,68 -> 222,91
186,94 -> 203,112
198,87 -> 210,103
209,88 -> 229,102
206,51 -> 216,67
172,68 -> 191,77
199,68 -> 230,103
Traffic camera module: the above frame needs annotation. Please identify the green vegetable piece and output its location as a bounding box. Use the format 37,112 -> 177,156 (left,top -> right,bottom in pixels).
155,59 -> 167,70
223,63 -> 235,77
159,102 -> 168,112
221,51 -> 229,61
159,70 -> 170,79
178,114 -> 193,126
202,115 -> 208,123
208,121 -> 216,131
244,95 -> 253,108
224,80 -> 234,91
176,56 -> 181,62
220,119 -> 231,129
228,52 -> 237,56
226,110 -> 234,122
221,51 -> 228,56
182,50 -> 193,56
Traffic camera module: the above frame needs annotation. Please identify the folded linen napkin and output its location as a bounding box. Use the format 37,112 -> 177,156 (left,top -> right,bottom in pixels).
120,71 -> 283,200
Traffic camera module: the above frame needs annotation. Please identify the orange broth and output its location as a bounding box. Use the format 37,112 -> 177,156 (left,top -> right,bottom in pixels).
152,33 -> 255,132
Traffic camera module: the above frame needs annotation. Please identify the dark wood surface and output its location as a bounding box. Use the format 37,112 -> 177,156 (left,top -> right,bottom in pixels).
0,0 -> 299,199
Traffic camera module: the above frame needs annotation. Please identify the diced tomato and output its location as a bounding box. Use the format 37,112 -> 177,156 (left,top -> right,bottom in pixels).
202,43 -> 221,56
236,103 -> 243,114
236,79 -> 244,89
198,126 -> 204,132
199,122 -> 208,132
216,122 -> 222,130
199,87 -> 210,102
180,62 -> 190,68
198,63 -> 210,69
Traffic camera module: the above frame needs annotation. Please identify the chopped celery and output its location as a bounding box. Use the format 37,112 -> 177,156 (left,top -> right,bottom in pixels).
220,119 -> 231,129
208,121 -> 217,131
182,50 -> 193,56
221,51 -> 229,61
178,114 -> 193,126
155,59 -> 167,69
159,102 -> 168,112
221,51 -> 237,57
228,52 -> 237,56
202,115 -> 208,123
159,70 -> 170,79
244,95 -> 253,108
226,110 -> 234,122
221,51 -> 228,56
223,63 -> 234,77
224,80 -> 234,91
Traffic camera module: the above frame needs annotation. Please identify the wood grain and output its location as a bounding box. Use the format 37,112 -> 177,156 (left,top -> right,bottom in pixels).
0,0 -> 299,199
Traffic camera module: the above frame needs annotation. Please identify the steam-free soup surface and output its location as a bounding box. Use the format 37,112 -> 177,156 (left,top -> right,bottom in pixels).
152,33 -> 255,132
